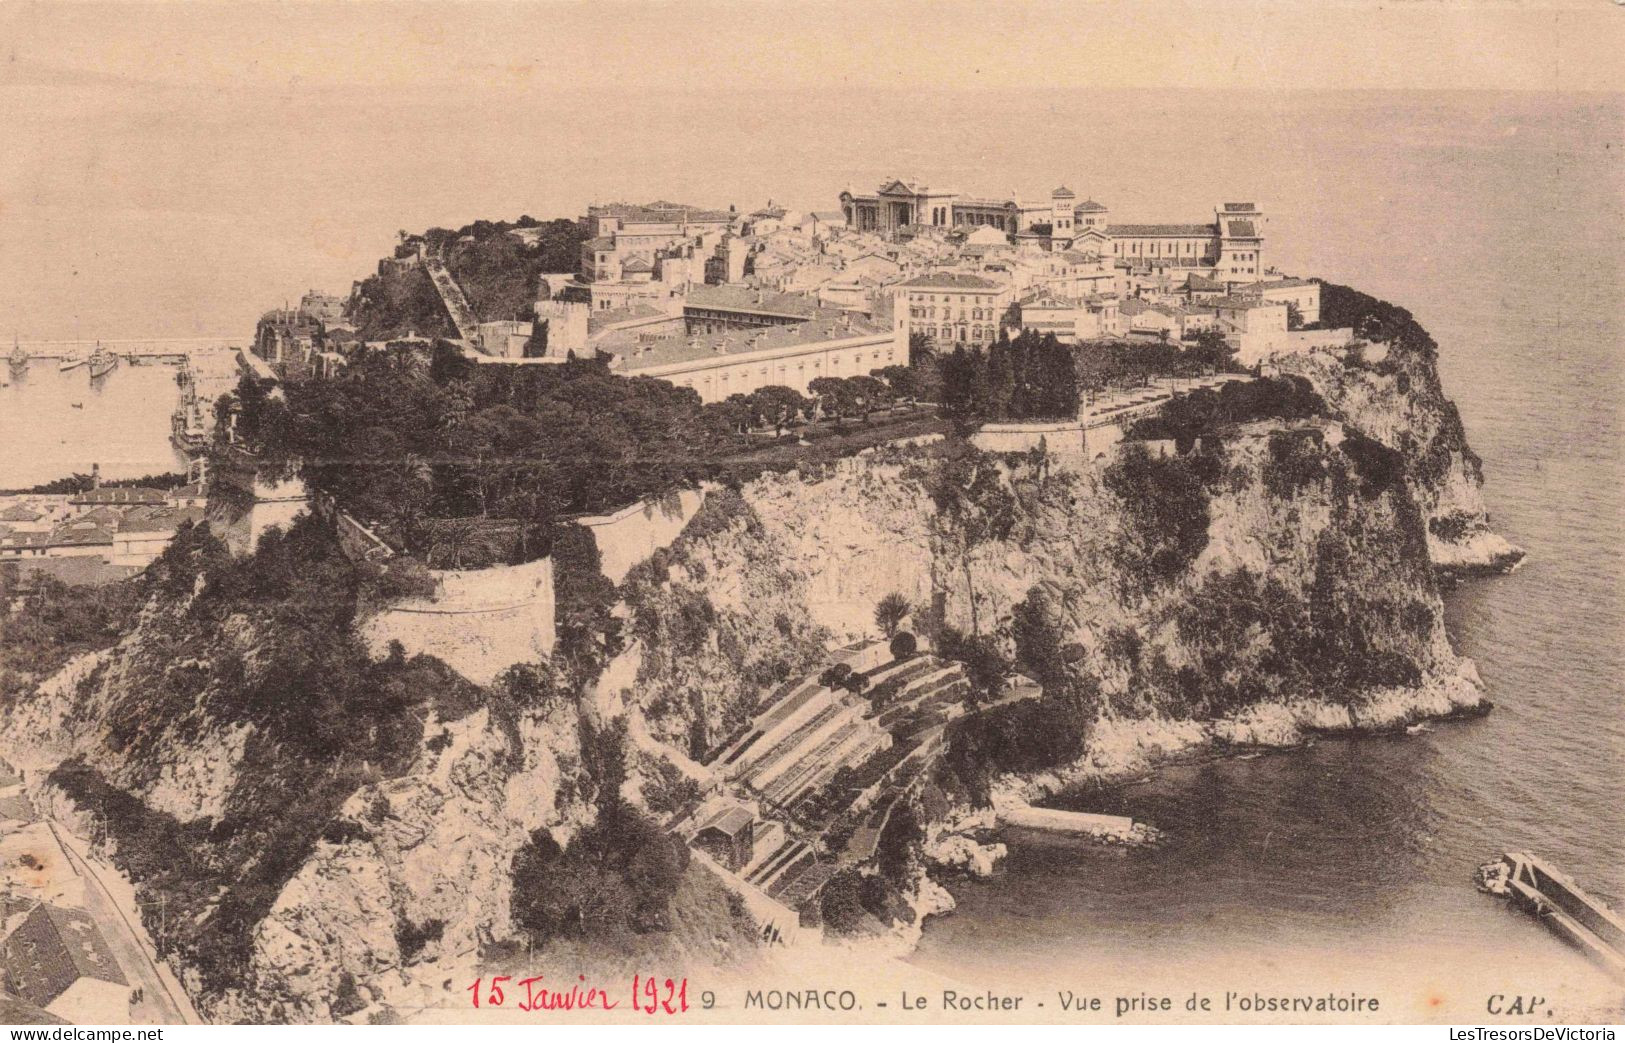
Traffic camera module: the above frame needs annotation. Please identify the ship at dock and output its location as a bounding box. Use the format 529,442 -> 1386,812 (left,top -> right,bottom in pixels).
7,337 -> 26,372
87,341 -> 119,379
1478,851 -> 1625,981
57,350 -> 86,372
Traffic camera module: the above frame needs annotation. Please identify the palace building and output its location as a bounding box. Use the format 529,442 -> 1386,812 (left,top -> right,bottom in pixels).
838,179 -> 1267,281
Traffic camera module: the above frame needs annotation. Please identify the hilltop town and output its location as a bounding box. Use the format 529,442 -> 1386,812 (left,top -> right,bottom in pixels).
255,180 -> 1338,398
0,177 -> 1522,1023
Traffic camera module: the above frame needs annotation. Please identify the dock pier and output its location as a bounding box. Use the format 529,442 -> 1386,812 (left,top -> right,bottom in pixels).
1480,851 -> 1625,980
994,800 -> 1147,843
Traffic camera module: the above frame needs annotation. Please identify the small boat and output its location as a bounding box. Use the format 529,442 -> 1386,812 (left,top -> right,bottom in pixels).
70,401 -> 84,409
7,337 -> 26,371
88,342 -> 118,379
58,352 -> 87,372
1478,851 -> 1625,980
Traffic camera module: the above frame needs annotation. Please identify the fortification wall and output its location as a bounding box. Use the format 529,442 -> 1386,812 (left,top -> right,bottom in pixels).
361,556 -> 556,685
970,419 -> 1087,458
208,472 -> 311,556
576,486 -> 710,586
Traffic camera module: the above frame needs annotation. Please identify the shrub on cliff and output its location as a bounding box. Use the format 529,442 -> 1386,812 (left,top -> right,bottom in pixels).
1262,428 -> 1328,498
1339,429 -> 1406,496
1129,375 -> 1325,451
0,573 -> 144,700
1103,443 -> 1212,587
509,803 -> 688,941
550,523 -> 622,690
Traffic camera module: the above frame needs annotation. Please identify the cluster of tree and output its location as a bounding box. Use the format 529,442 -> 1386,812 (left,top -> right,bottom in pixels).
807,375 -> 895,420
1317,280 -> 1439,359
354,217 -> 588,341
818,861 -> 918,937
0,470 -> 189,496
817,662 -> 870,696
1075,331 -> 1236,392
509,717 -> 688,940
940,594 -> 1095,803
1127,375 -> 1326,452
938,331 -> 1079,424
0,574 -> 144,700
222,346 -> 753,564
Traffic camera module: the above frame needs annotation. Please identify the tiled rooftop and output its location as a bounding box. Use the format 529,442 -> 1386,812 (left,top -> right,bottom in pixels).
1108,223 -> 1217,237
615,311 -> 889,371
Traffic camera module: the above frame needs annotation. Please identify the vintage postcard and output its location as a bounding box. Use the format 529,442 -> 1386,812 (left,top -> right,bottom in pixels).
0,1 -> 1621,1033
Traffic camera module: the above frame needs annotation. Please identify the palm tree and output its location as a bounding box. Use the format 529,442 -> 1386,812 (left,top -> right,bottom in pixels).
874,592 -> 910,638
424,517 -> 504,570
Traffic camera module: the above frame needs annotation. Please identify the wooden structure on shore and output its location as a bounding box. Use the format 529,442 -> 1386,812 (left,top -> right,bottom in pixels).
1479,851 -> 1625,980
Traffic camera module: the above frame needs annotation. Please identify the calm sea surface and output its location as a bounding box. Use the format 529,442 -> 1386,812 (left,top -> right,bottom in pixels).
0,341 -> 237,489
3,89 -> 1620,1017
901,94 -> 1625,1020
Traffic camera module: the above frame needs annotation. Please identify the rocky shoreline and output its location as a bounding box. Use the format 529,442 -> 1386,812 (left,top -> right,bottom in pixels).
896,655 -> 1492,949
1432,529 -> 1528,584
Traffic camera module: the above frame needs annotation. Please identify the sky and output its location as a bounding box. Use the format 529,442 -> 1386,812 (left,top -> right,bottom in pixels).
1,1 -> 1622,340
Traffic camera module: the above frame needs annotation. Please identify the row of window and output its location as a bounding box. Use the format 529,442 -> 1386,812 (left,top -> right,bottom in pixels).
1114,240 -> 1210,256
909,307 -> 995,321
906,292 -> 995,303
920,326 -> 994,342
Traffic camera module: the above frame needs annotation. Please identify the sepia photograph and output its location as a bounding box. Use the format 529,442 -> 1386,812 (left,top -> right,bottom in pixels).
0,0 -> 1621,1033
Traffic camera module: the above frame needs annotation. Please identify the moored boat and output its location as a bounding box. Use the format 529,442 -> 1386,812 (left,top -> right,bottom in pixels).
58,351 -> 87,372
7,337 -> 26,371
88,342 -> 118,379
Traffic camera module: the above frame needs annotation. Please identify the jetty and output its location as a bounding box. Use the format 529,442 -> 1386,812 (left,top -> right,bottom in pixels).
995,800 -> 1150,843
1479,851 -> 1625,980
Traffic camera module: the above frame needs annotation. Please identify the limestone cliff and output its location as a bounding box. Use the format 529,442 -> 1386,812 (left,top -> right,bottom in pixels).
0,284 -> 1517,1020
1276,281 -> 1524,577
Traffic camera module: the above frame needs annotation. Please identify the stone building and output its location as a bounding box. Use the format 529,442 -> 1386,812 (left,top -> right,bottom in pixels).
893,272 -> 1014,347
839,178 -> 1267,284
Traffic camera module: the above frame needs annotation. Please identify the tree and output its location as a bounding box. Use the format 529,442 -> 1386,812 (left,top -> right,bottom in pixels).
874,593 -> 910,638
889,631 -> 918,660
808,376 -> 856,419
873,365 -> 915,402
819,870 -> 869,935
1286,301 -> 1304,330
1190,328 -> 1235,373
422,518 -> 504,569
744,385 -> 811,434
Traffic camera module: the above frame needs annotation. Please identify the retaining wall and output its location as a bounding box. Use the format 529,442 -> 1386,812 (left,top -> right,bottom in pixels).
362,556 -> 556,685
971,419 -> 1087,457
575,486 -> 709,585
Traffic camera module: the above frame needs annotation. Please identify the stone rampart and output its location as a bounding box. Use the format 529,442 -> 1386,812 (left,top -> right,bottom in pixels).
362,556 -> 555,685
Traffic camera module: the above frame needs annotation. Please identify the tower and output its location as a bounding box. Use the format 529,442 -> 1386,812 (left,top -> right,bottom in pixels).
1050,186 -> 1077,249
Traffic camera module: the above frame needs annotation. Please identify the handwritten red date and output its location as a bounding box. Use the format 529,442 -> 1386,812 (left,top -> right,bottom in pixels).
467,974 -> 691,1015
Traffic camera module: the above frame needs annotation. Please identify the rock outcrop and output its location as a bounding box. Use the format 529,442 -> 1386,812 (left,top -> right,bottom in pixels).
0,282 -> 1521,1020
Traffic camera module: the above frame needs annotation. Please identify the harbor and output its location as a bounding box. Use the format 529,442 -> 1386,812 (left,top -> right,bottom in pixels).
1,340 -> 240,490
